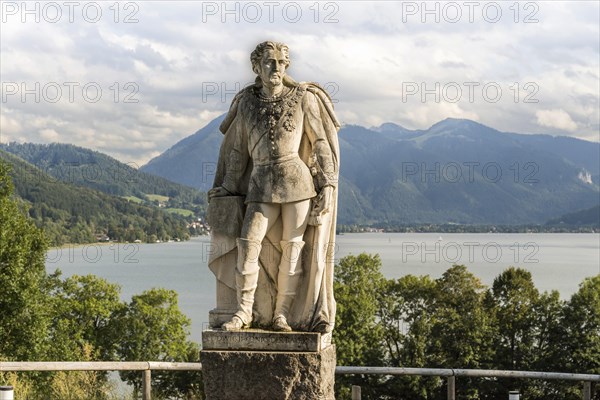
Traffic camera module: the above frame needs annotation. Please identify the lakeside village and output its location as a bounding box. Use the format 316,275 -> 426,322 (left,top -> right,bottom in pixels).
93,217 -> 211,244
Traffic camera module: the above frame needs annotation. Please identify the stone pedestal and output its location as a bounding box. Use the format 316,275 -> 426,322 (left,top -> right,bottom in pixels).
208,281 -> 237,328
201,329 -> 336,400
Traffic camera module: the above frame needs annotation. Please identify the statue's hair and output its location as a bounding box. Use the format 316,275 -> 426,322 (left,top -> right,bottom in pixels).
250,41 -> 290,73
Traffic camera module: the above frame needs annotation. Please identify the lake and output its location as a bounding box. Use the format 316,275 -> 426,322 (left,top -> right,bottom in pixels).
45,233 -> 600,344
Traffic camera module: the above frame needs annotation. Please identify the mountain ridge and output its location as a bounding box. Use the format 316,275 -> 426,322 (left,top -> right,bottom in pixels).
139,116 -> 599,225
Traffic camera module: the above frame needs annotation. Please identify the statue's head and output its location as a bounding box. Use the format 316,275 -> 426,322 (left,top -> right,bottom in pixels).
251,41 -> 290,87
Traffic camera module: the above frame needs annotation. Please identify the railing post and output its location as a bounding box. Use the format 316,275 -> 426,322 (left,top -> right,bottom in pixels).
142,369 -> 151,400
583,381 -> 591,400
447,376 -> 456,400
351,385 -> 361,400
0,386 -> 14,400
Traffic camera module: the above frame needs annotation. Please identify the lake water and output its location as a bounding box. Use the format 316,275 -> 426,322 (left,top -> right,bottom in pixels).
45,233 -> 600,344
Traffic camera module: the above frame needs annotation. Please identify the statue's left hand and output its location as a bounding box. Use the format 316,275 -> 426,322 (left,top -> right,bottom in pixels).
318,186 -> 333,215
309,186 -> 333,225
208,186 -> 230,200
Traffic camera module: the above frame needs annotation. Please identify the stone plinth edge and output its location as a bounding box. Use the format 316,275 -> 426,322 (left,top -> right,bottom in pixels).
202,329 -> 332,352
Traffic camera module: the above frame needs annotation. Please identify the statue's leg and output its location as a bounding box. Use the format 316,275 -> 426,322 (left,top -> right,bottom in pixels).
231,238 -> 261,325
272,200 -> 310,331
273,240 -> 305,331
223,202 -> 280,330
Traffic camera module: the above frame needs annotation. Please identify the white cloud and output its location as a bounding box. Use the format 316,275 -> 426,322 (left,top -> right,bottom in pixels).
535,109 -> 578,132
0,111 -> 23,139
39,129 -> 60,141
1,1 -> 598,164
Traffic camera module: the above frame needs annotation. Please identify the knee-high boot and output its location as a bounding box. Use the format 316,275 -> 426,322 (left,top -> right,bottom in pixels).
223,238 -> 261,330
273,240 -> 305,324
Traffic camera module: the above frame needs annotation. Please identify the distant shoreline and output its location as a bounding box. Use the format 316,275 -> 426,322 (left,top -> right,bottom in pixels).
48,237 -> 201,250
337,225 -> 599,234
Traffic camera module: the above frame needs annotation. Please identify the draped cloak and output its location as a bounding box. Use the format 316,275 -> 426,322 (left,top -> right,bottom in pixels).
206,81 -> 340,332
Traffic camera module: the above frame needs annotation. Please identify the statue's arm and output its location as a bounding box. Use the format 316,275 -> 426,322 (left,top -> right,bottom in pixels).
302,91 -> 337,189
218,115 -> 249,196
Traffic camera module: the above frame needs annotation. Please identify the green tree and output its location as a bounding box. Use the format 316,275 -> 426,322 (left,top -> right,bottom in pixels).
561,275 -> 600,400
117,288 -> 200,399
333,253 -> 387,399
429,265 -> 493,399
379,274 -> 441,399
431,265 -> 491,367
0,161 -> 51,360
48,273 -> 125,361
380,275 -> 437,366
563,275 -> 600,374
484,267 -> 542,397
484,268 -> 578,400
527,290 -> 567,400
489,268 -> 539,370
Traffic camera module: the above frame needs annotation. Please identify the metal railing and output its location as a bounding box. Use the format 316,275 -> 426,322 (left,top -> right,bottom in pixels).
0,361 -> 202,400
336,366 -> 599,400
0,362 -> 597,400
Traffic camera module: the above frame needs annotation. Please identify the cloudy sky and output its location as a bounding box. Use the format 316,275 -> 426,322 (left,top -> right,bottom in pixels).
1,1 -> 598,165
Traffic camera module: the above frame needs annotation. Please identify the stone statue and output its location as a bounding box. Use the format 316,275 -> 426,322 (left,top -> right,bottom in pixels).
206,41 -> 340,333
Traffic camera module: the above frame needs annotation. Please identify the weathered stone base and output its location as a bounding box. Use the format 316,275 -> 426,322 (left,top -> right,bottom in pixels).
208,307 -> 236,328
201,344 -> 336,400
202,329 -> 332,352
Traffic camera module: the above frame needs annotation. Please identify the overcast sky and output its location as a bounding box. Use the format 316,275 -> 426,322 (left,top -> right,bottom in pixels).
1,1 -> 598,165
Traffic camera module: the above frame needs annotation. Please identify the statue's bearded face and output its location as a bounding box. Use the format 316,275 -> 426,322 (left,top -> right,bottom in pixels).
257,49 -> 288,87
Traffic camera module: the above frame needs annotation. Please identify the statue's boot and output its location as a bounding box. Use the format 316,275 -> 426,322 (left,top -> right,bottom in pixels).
273,240 -> 305,331
222,238 -> 261,331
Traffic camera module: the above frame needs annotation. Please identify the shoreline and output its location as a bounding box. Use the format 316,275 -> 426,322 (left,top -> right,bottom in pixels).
47,235 -> 210,250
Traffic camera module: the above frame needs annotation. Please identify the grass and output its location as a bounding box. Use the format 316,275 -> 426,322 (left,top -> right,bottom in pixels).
122,196 -> 144,204
145,194 -> 170,202
164,208 -> 195,217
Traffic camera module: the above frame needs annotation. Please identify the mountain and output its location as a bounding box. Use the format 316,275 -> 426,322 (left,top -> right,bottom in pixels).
141,117 -> 600,225
0,150 -> 193,245
141,115 -> 226,192
335,119 -> 599,225
0,142 -> 206,214
370,122 -> 424,140
546,205 -> 600,228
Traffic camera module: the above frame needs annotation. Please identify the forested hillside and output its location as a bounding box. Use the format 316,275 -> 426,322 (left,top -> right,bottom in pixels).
0,151 -> 192,245
0,142 -> 206,216
546,205 -> 600,228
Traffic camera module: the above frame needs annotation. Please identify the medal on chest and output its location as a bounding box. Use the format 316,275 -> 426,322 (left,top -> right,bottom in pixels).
247,85 -> 305,133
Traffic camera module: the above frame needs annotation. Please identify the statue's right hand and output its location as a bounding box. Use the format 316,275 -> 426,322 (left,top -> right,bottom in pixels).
208,186 -> 230,200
